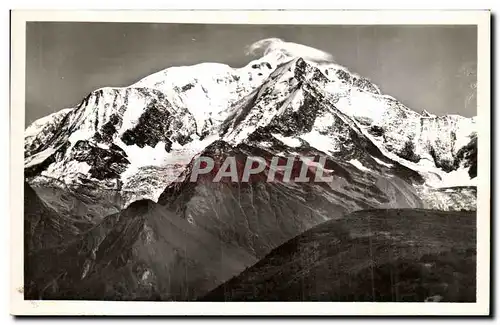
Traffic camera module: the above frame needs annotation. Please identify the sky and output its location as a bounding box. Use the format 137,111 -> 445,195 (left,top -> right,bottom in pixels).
25,23 -> 477,126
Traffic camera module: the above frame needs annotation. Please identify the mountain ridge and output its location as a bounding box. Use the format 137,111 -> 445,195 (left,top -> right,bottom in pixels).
24,50 -> 477,216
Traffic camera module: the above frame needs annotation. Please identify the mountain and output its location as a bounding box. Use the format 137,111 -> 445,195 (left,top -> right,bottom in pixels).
24,50 -> 476,220
24,51 -> 290,215
201,209 -> 476,302
23,42 -> 477,301
23,129 -> 472,300
24,189 -> 262,300
24,182 -> 97,298
24,139 -> 427,300
24,182 -> 88,252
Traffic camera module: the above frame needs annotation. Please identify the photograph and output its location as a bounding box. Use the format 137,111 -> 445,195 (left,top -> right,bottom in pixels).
10,10 -> 491,316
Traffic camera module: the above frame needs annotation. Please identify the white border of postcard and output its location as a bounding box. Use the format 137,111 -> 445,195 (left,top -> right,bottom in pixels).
10,10 -> 491,316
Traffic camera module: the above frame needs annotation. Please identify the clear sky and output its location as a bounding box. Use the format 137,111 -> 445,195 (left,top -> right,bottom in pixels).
25,23 -> 477,126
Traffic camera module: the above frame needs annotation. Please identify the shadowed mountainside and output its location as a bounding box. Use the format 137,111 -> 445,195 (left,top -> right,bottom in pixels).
24,140 -> 426,302
201,208 -> 476,302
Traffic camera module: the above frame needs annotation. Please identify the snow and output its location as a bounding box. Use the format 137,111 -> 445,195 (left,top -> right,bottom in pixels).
453,117 -> 476,151
334,89 -> 388,124
372,156 -> 393,168
132,62 -> 234,89
345,111 -> 471,187
323,79 -> 349,96
257,141 -> 273,148
299,130 -> 340,154
25,108 -> 72,138
118,89 -> 151,132
272,133 -> 301,147
41,159 -> 92,184
289,88 -> 305,112
117,134 -> 218,185
95,142 -> 110,150
422,110 -> 437,118
129,50 -> 294,137
348,159 -> 372,172
431,167 -> 476,188
24,146 -> 58,168
311,111 -> 338,131
118,140 -> 172,168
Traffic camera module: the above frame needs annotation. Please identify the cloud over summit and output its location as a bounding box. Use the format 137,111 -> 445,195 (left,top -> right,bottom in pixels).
246,38 -> 335,63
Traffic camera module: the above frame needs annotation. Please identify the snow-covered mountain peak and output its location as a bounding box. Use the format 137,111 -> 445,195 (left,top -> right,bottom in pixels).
25,108 -> 72,137
24,39 -> 477,211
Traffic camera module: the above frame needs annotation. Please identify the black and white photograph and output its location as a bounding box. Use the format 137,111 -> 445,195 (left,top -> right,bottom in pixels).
10,10 -> 491,316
